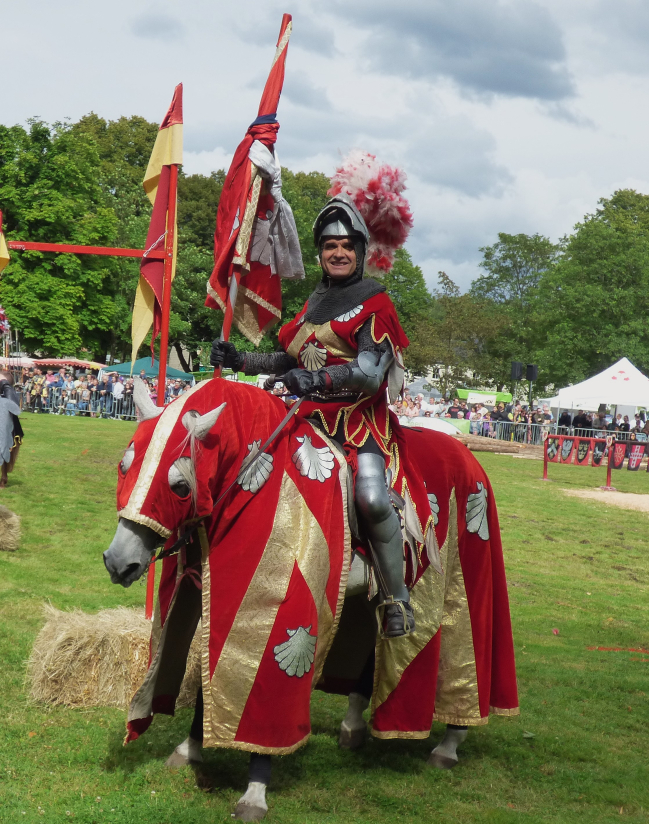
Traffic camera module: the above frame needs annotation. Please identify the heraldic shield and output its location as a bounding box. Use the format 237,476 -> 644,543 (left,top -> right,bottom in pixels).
560,438 -> 575,463
627,443 -> 645,471
546,439 -> 559,462
592,441 -> 606,466
576,439 -> 591,465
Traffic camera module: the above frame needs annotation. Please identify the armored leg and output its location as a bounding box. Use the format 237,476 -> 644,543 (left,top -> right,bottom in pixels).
355,450 -> 414,636
355,451 -> 408,602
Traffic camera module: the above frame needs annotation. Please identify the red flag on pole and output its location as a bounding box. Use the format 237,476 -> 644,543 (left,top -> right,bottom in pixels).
206,14 -> 303,346
131,84 -> 183,362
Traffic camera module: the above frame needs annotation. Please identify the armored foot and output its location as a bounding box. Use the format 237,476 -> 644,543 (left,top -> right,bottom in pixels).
427,725 -> 468,769
339,692 -> 369,750
165,736 -> 203,767
234,782 -> 268,821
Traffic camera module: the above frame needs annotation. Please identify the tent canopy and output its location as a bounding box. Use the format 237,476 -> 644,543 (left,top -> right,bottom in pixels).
456,388 -> 512,404
107,357 -> 193,380
552,357 -> 649,411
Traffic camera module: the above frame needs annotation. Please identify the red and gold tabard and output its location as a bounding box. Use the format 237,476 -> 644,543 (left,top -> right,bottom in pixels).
278,292 -> 409,455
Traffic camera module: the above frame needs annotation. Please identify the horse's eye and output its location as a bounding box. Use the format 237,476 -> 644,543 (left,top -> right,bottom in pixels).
168,457 -> 194,499
121,443 -> 135,473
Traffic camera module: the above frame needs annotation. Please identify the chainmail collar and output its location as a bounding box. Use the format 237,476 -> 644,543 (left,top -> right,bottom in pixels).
304,272 -> 386,325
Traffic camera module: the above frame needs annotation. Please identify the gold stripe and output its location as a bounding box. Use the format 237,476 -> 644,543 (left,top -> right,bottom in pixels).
433,492 -> 482,722
119,381 -> 208,524
305,424 -> 352,683
199,522 -> 214,746
371,493 -> 451,717
490,706 -> 520,717
233,168 -> 262,266
203,472 -> 313,748
240,284 -> 282,318
286,321 -> 318,359
206,280 -> 225,310
314,322 -> 356,359
372,730 -> 431,740
271,21 -> 292,68
433,713 -> 489,727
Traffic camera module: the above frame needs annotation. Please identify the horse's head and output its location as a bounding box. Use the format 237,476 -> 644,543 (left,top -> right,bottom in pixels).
103,378 -> 226,587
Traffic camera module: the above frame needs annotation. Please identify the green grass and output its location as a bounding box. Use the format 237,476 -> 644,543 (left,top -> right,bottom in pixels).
0,415 -> 648,823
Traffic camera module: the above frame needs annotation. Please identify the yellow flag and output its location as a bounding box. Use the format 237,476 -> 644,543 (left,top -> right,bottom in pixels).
0,232 -> 9,275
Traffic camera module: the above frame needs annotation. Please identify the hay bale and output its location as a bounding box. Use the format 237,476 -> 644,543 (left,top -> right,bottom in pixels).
0,505 -> 20,551
27,605 -> 201,710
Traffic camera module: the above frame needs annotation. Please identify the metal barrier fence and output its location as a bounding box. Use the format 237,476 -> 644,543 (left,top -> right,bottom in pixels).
484,421 -> 648,445
16,384 -> 144,420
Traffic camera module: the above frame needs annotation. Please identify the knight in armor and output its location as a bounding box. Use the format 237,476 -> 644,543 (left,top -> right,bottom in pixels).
211,195 -> 414,637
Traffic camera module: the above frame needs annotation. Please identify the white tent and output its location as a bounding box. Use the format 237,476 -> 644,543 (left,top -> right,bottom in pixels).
550,357 -> 649,411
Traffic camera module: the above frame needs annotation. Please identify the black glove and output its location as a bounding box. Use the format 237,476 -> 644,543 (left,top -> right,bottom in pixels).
283,368 -> 331,397
210,340 -> 243,370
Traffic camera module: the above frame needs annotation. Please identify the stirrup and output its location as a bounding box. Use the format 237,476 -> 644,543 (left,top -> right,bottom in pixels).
376,597 -> 415,639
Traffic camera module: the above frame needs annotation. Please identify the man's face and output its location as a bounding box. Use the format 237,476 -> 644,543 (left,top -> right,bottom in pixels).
321,237 -> 357,279
453,398 -> 459,405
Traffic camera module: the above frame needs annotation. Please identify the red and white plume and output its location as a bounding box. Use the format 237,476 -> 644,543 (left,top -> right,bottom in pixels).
328,150 -> 413,276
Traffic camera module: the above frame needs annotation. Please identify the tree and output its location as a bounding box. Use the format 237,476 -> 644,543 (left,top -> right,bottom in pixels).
0,120 -> 119,356
406,272 -> 498,396
470,232 -> 557,389
538,189 -> 649,386
382,248 -> 433,338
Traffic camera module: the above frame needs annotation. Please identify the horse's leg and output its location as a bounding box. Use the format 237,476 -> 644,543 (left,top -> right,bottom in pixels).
234,753 -> 271,821
339,649 -> 374,750
165,687 -> 204,767
0,462 -> 8,488
428,724 -> 468,769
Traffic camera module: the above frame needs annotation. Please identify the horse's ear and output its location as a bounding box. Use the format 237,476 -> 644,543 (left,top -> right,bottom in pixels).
134,377 -> 163,421
183,402 -> 226,441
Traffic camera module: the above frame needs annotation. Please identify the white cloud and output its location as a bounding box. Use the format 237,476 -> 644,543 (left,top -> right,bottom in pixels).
3,0 -> 649,295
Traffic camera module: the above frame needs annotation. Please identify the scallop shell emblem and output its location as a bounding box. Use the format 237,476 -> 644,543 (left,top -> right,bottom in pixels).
466,482 -> 489,540
334,304 -> 363,323
427,492 -> 440,526
273,626 -> 317,677
237,440 -> 274,494
300,341 -> 327,371
292,435 -> 335,482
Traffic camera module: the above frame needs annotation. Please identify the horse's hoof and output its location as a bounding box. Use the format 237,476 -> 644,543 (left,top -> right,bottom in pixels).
427,752 -> 458,770
234,802 -> 267,821
339,724 -> 367,750
165,750 -> 194,768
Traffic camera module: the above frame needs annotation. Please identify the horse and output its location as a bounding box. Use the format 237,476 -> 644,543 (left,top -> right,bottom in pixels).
104,377 -> 518,821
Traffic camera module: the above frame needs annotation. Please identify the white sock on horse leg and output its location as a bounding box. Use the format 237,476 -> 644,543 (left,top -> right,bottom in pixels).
432,726 -> 468,762
237,781 -> 268,813
177,737 -> 203,763
342,692 -> 370,732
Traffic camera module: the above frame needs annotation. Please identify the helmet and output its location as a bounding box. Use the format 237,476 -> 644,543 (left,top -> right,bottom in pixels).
313,195 -> 370,247
313,195 -> 369,279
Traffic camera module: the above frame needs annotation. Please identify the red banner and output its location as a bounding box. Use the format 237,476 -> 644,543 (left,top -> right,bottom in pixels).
546,437 -> 560,462
611,442 -> 626,469
575,438 -> 592,465
627,443 -> 645,471
560,437 -> 575,463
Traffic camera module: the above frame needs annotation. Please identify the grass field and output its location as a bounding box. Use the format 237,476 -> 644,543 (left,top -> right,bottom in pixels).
0,413 -> 647,823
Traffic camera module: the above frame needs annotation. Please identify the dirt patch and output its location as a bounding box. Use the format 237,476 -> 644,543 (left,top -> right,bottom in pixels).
563,488 -> 649,513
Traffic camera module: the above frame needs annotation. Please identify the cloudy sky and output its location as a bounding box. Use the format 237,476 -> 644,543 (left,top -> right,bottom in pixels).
6,0 -> 649,291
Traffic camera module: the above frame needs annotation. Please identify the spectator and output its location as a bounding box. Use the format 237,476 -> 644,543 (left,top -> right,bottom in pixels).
447,397 -> 461,419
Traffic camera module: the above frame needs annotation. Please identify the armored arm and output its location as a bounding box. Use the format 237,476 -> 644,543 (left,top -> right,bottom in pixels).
310,319 -> 394,396
210,339 -> 297,375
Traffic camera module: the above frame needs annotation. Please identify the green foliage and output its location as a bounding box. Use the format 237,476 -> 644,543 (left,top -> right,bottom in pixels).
1,416 -> 648,823
470,232 -> 558,390
0,120 -> 120,356
538,190 -> 649,386
406,272 -> 503,395
382,248 -> 433,338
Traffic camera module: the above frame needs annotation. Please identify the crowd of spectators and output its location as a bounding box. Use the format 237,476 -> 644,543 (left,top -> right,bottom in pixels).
389,391 -> 649,445
16,367 -> 193,419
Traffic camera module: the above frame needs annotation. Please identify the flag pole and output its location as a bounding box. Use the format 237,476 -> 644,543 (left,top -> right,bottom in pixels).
144,160 -> 179,620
